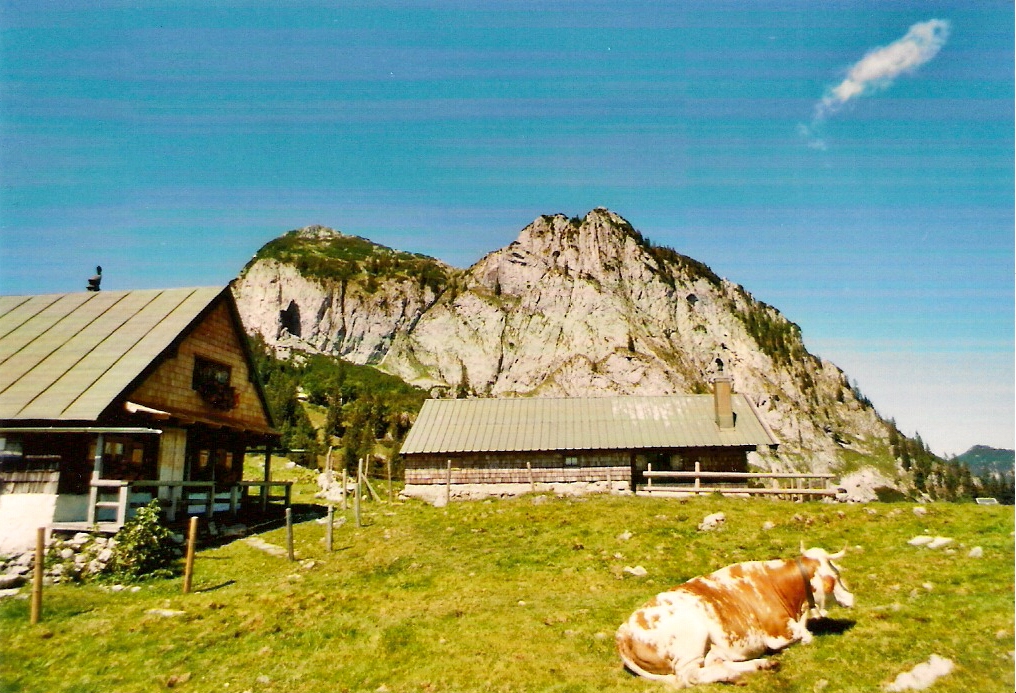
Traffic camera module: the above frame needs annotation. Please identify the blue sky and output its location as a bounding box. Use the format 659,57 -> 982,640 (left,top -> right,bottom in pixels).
1,1 -> 1012,456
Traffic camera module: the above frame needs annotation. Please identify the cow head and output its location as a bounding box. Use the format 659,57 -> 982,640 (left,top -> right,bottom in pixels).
801,545 -> 854,615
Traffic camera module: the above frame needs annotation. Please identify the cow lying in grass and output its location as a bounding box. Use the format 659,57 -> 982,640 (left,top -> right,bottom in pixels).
616,547 -> 853,688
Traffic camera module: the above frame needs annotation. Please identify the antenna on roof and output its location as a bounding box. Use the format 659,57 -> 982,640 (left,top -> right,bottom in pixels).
86,266 -> 102,292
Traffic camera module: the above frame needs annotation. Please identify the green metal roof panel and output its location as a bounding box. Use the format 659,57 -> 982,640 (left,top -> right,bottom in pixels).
401,395 -> 779,455
0,287 -> 224,422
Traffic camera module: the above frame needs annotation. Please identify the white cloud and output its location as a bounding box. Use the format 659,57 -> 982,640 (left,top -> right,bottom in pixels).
800,19 -> 951,147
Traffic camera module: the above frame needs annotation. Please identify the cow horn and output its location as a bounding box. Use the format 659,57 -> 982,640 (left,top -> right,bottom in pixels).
800,541 -> 807,555
829,547 -> 847,560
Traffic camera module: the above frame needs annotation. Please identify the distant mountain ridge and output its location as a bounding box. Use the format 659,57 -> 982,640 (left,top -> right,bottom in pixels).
956,445 -> 1015,477
232,208 -> 912,484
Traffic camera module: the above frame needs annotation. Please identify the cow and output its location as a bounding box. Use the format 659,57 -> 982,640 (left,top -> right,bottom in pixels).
616,546 -> 853,688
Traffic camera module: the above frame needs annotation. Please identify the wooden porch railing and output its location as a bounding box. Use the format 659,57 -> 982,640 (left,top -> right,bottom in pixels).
643,462 -> 837,498
85,479 -> 294,528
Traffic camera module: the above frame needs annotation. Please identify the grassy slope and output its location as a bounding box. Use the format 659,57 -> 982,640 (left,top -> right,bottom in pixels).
1,495 -> 1012,693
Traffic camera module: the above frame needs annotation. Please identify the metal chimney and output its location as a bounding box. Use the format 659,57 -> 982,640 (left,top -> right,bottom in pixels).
713,376 -> 735,429
86,266 -> 102,292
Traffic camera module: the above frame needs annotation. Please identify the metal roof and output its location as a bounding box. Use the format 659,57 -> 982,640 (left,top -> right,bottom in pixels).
0,287 -> 225,422
400,395 -> 779,455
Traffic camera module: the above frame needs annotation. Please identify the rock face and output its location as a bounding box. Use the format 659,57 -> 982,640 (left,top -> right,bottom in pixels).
233,225 -> 451,363
233,210 -> 895,473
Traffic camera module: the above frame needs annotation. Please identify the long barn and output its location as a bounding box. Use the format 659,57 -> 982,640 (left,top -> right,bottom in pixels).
400,377 -> 779,492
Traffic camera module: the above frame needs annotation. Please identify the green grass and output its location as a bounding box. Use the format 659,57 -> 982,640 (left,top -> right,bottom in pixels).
2,495 -> 1012,693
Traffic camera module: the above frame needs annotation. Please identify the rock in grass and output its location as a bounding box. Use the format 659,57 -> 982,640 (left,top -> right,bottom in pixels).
623,565 -> 648,577
926,537 -> 953,550
968,546 -> 983,558
907,536 -> 934,546
697,512 -> 725,531
884,654 -> 954,691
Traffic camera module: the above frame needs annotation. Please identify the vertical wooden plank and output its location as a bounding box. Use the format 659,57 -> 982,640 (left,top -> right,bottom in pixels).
694,461 -> 701,492
326,505 -> 334,553
285,507 -> 294,561
445,459 -> 452,505
182,516 -> 198,594
30,528 -> 44,624
355,458 -> 362,528
647,463 -> 653,494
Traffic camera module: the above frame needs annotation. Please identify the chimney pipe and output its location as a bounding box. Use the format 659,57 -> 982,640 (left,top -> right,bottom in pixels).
713,376 -> 735,429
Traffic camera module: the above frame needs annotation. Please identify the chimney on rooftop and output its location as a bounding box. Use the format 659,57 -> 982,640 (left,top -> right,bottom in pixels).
713,376 -> 735,429
86,265 -> 102,292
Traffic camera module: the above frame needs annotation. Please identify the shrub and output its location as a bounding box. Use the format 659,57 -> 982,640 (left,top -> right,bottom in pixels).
100,500 -> 180,583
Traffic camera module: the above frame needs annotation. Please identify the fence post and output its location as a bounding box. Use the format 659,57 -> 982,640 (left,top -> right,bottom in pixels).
30,527 -> 44,624
527,461 -> 535,493
647,463 -> 652,494
326,505 -> 334,552
341,468 -> 348,511
355,458 -> 363,528
387,458 -> 393,504
286,507 -> 295,561
182,516 -> 198,594
694,461 -> 701,492
445,459 -> 452,506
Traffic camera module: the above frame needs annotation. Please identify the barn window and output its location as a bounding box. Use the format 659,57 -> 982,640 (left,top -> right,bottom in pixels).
192,357 -> 237,410
564,455 -> 578,467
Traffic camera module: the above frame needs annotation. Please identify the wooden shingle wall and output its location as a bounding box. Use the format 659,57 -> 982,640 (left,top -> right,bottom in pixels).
127,301 -> 270,431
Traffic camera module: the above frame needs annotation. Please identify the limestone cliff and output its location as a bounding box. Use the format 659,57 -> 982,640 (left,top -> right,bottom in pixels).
233,225 -> 454,363
233,211 -> 896,474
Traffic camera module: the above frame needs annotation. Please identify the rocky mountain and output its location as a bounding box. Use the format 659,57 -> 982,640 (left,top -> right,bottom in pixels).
233,209 -> 900,478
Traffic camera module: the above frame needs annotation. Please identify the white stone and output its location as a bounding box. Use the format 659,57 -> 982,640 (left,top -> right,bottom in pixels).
623,565 -> 648,577
967,546 -> 983,558
698,512 -> 726,531
907,536 -> 934,546
926,537 -> 952,550
884,655 -> 954,691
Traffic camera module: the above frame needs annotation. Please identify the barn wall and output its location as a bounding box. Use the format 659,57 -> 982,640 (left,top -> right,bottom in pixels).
404,450 -> 628,484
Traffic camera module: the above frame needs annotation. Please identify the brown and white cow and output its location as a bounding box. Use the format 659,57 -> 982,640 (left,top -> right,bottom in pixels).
616,547 -> 853,688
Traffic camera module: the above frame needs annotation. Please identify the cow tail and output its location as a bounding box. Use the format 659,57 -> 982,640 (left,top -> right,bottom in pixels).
616,624 -> 683,688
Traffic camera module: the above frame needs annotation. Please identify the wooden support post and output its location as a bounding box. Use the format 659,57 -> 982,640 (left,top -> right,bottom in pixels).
355,459 -> 363,528
606,467 -> 612,493
286,507 -> 295,561
30,527 -> 44,624
182,516 -> 198,594
694,461 -> 701,493
387,458 -> 393,504
527,461 -> 535,493
326,505 -> 334,552
117,484 -> 129,525
341,468 -> 348,511
362,473 -> 382,503
445,459 -> 452,506
647,463 -> 653,494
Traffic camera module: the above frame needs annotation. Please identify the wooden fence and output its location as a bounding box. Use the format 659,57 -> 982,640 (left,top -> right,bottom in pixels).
643,461 -> 837,499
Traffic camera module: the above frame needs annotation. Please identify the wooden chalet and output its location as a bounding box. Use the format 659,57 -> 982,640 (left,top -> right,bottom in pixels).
400,378 -> 780,492
0,287 -> 285,553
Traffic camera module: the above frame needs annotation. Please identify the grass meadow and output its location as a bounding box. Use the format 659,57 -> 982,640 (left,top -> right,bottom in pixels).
1,492 -> 1013,693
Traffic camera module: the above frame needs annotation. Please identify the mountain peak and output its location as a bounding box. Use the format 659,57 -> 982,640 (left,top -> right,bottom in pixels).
293,224 -> 343,240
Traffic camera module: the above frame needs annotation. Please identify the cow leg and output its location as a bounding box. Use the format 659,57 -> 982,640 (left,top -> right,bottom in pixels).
688,657 -> 778,685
